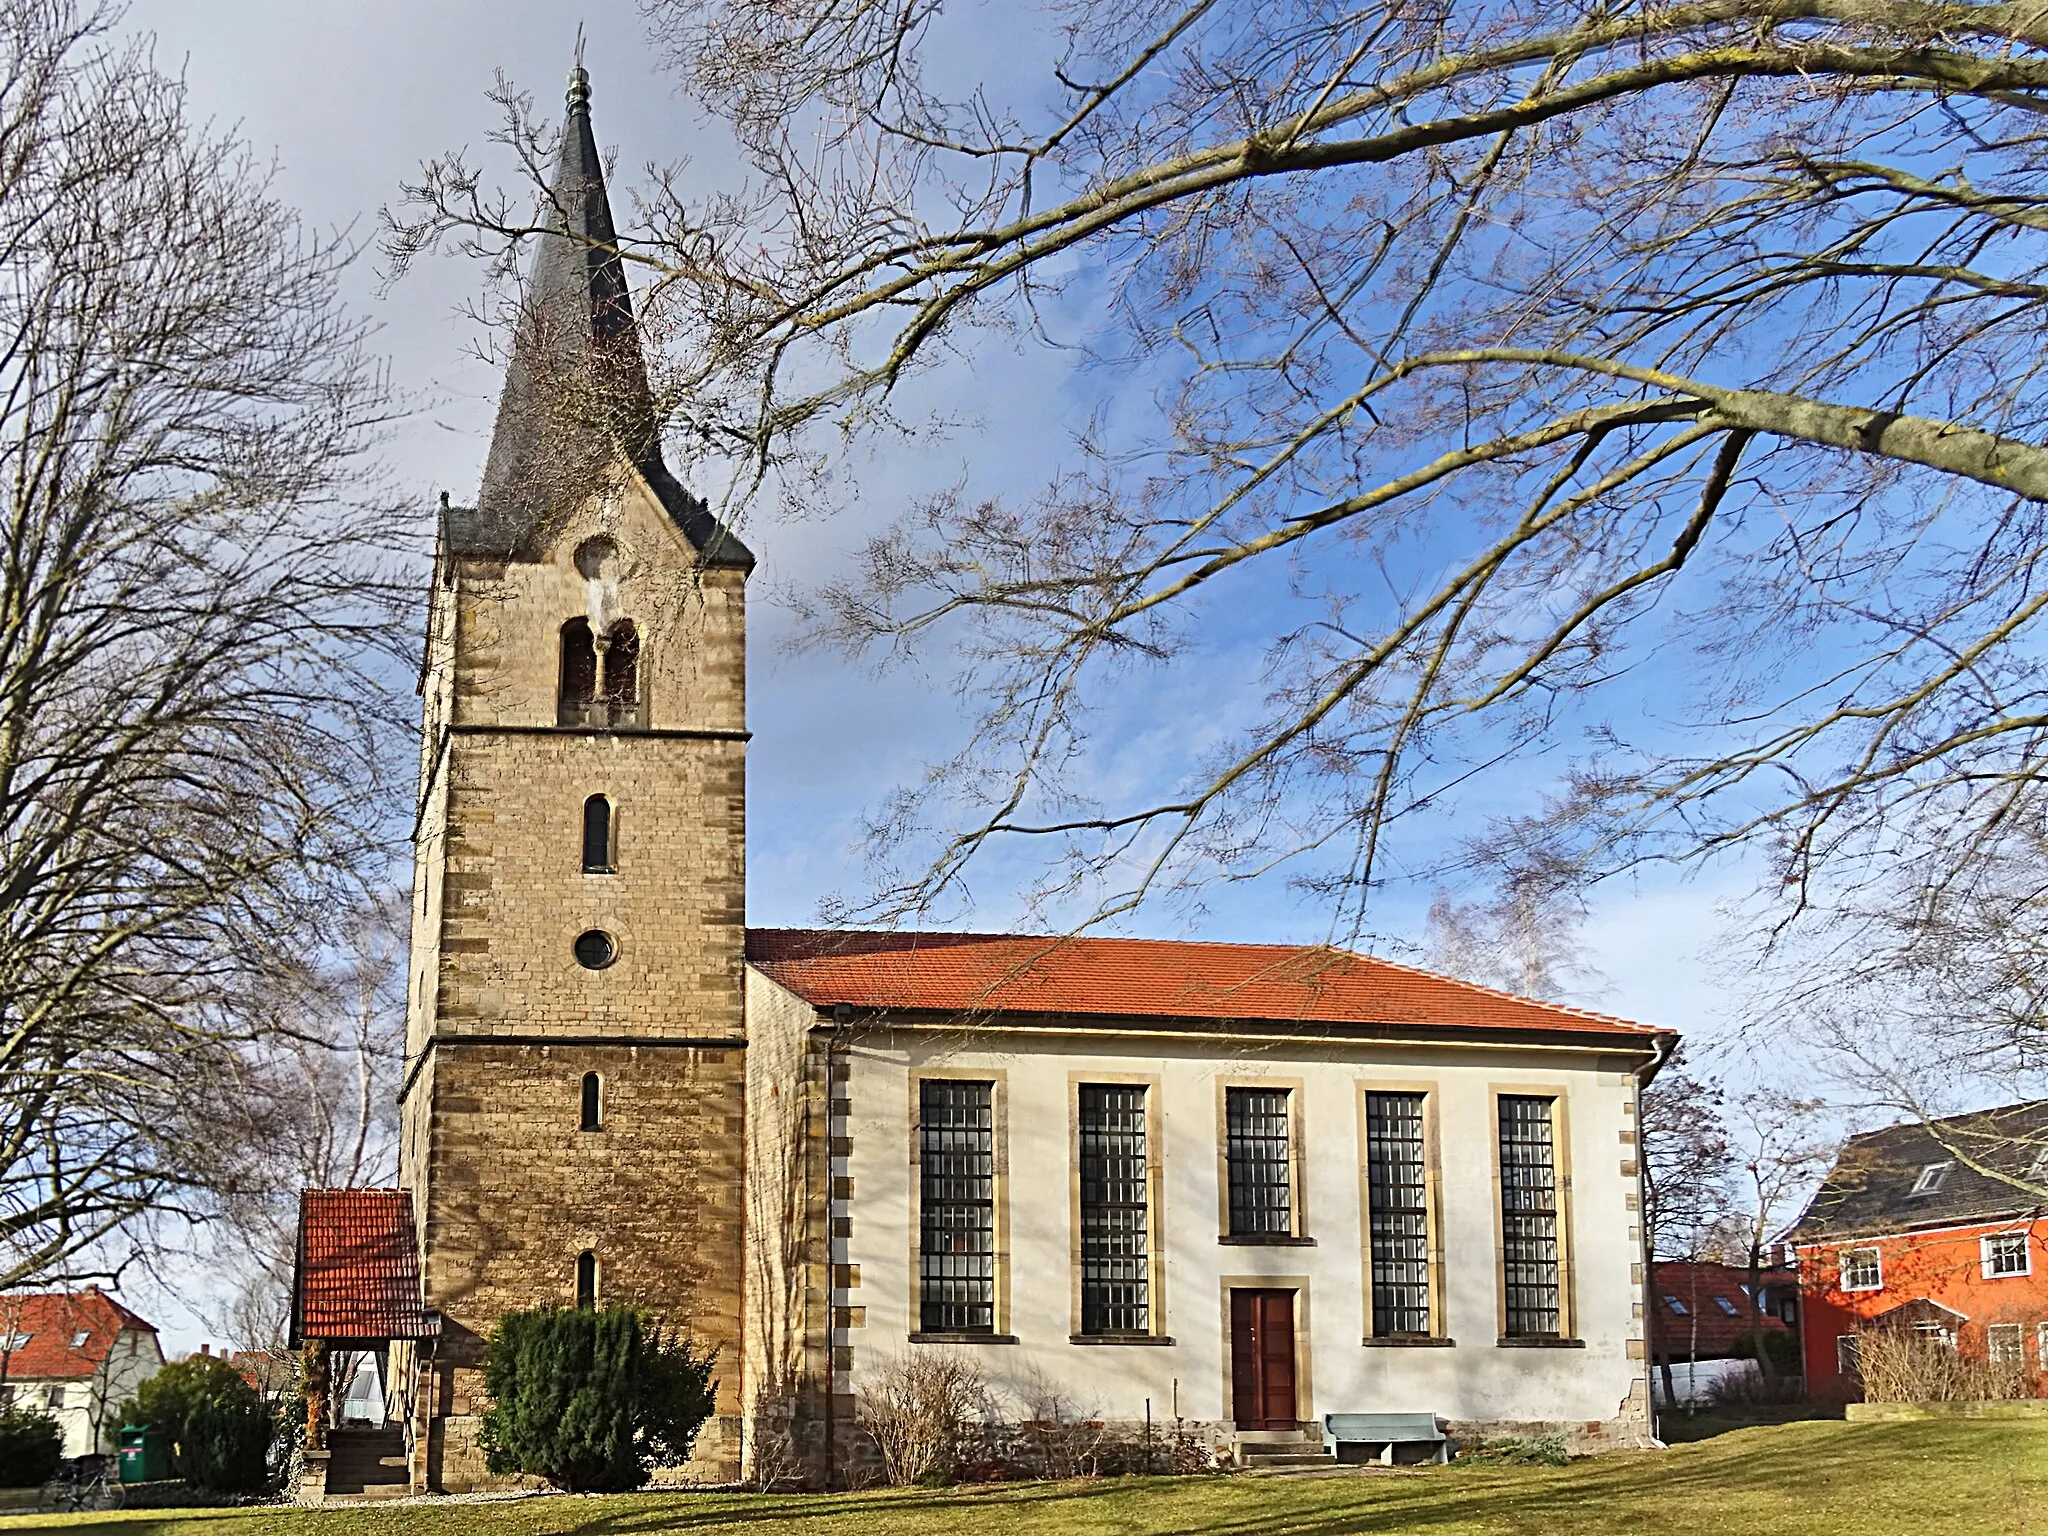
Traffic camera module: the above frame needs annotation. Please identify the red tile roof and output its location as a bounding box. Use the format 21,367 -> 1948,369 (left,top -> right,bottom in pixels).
746,929 -> 1662,1040
0,1289 -> 158,1381
294,1189 -> 429,1341
1650,1261 -> 1794,1359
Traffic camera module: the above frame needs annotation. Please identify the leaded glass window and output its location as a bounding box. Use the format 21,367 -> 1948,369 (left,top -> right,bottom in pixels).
1366,1091 -> 1430,1335
1079,1084 -> 1150,1334
1226,1087 -> 1293,1236
1498,1095 -> 1562,1337
919,1080 -> 995,1332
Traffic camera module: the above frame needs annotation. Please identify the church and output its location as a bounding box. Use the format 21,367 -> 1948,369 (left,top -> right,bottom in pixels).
290,64 -> 1674,1497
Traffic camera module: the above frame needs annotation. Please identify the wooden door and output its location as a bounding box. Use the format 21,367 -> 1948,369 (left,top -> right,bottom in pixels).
1230,1288 -> 1298,1429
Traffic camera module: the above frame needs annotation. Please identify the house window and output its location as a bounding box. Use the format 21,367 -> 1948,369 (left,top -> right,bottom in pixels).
1836,1334 -> 1861,1376
1664,1295 -> 1688,1315
575,1251 -> 598,1309
1365,1091 -> 1430,1336
1840,1248 -> 1883,1291
70,1331 -> 88,1348
1715,1296 -> 1741,1317
1989,1323 -> 2024,1365
1984,1232 -> 2031,1278
1909,1162 -> 1951,1196
919,1080 -> 995,1333
1225,1087 -> 1293,1236
45,1385 -> 64,1410
573,929 -> 617,970
1498,1094 -> 1563,1337
582,795 -> 614,872
580,1072 -> 602,1132
0,1333 -> 29,1350
1078,1084 -> 1150,1335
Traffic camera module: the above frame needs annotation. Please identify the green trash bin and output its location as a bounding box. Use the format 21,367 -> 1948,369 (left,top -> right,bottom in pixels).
116,1425 -> 169,1484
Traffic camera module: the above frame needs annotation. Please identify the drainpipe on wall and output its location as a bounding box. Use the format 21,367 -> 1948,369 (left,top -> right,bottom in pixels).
820,1006 -> 852,1489
1637,1032 -> 1675,1445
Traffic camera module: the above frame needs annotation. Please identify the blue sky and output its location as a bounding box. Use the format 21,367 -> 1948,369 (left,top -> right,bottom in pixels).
116,0 -> 1754,1349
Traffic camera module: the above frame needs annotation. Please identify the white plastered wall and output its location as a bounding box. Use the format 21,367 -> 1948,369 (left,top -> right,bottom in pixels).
832,1027 -> 1651,1439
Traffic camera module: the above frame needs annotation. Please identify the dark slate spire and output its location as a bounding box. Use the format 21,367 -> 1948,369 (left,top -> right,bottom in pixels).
461,64 -> 752,568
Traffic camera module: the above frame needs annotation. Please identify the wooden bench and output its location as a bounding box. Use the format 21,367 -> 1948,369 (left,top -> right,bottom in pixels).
1323,1412 -> 1449,1465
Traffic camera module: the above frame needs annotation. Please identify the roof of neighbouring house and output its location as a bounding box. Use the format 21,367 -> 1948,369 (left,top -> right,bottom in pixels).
0,1288 -> 159,1381
1785,1099 -> 2048,1243
745,929 -> 1666,1042
293,1189 -> 430,1343
1649,1261 -> 1792,1359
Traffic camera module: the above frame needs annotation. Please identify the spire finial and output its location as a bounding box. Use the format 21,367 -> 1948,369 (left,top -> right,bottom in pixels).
567,26 -> 590,114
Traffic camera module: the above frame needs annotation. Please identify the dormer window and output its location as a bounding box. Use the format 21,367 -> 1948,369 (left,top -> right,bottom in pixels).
1909,1161 -> 1952,1196
2026,1147 -> 2048,1186
558,618 -> 643,728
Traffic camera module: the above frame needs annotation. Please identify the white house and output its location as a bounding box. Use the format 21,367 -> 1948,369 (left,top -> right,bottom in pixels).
0,1289 -> 164,1458
744,929 -> 1671,1477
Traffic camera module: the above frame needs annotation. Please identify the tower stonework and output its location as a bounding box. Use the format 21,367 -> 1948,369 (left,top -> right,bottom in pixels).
397,67 -> 753,1490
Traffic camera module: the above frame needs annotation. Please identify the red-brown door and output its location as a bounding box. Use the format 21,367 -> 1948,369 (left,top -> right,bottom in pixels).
1230,1288 -> 1298,1429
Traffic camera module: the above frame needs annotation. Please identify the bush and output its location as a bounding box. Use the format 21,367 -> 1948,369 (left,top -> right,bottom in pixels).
1453,1433 -> 1571,1467
0,1408 -> 62,1488
1854,1328 -> 2028,1403
123,1355 -> 277,1494
478,1305 -> 716,1492
854,1353 -> 987,1487
1729,1328 -> 1800,1375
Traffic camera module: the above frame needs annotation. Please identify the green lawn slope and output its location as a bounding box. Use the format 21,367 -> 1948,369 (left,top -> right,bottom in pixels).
7,1419 -> 2040,1536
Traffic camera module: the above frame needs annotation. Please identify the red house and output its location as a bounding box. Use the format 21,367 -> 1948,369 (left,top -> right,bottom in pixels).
1787,1100 -> 2048,1398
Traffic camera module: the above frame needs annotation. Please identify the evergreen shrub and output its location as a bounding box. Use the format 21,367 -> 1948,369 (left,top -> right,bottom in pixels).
478,1304 -> 716,1492
122,1354 -> 277,1493
0,1407 -> 62,1488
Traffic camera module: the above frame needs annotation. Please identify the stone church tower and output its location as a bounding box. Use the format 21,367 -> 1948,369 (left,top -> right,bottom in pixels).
397,64 -> 752,1487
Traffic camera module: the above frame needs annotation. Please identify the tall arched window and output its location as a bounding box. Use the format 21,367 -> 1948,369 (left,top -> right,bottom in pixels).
582,795 -> 613,873
580,1072 -> 602,1132
576,1250 -> 598,1309
559,618 -> 598,725
602,620 -> 640,725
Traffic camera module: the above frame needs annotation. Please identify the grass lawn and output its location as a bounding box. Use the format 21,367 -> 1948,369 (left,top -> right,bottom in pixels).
4,1419 -> 2042,1536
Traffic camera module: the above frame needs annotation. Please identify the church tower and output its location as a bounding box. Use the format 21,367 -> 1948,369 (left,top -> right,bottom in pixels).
398,64 -> 752,1488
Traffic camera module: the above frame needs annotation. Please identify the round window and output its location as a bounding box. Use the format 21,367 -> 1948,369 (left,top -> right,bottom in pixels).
573,929 -> 617,970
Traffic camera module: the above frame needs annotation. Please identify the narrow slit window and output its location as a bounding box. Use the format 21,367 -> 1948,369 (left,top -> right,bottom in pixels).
559,618 -> 597,725
582,795 -> 613,873
580,1073 -> 602,1132
1225,1087 -> 1293,1236
919,1080 -> 995,1333
575,1250 -> 597,1309
1498,1094 -> 1562,1338
1366,1090 -> 1431,1336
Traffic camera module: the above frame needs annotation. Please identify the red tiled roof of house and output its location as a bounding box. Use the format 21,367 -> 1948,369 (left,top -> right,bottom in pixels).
1649,1261 -> 1793,1360
746,929 -> 1662,1040
295,1189 -> 428,1341
0,1289 -> 158,1381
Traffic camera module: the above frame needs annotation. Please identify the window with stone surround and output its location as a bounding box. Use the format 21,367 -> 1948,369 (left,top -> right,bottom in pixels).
1498,1094 -> 1563,1338
1225,1087 -> 1293,1237
918,1079 -> 995,1333
1078,1084 -> 1151,1335
1366,1090 -> 1432,1336
575,1250 -> 597,1309
580,1073 -> 602,1132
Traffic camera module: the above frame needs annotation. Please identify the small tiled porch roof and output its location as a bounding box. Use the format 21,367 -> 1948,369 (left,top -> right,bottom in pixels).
291,1189 -> 430,1344
747,929 -> 1665,1042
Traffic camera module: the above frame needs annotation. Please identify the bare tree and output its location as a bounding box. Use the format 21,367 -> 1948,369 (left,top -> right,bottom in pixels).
385,0 -> 2048,961
1422,872 -> 1603,1001
1637,1043 -> 1732,1409
206,892 -> 408,1358
0,0 -> 409,1290
1723,1089 -> 1833,1386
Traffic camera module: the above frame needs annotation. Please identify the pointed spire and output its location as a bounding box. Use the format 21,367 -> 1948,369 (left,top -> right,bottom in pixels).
467,62 -> 751,569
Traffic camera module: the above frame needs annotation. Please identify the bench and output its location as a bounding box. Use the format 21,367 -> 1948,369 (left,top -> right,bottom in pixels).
1323,1412 -> 1449,1465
